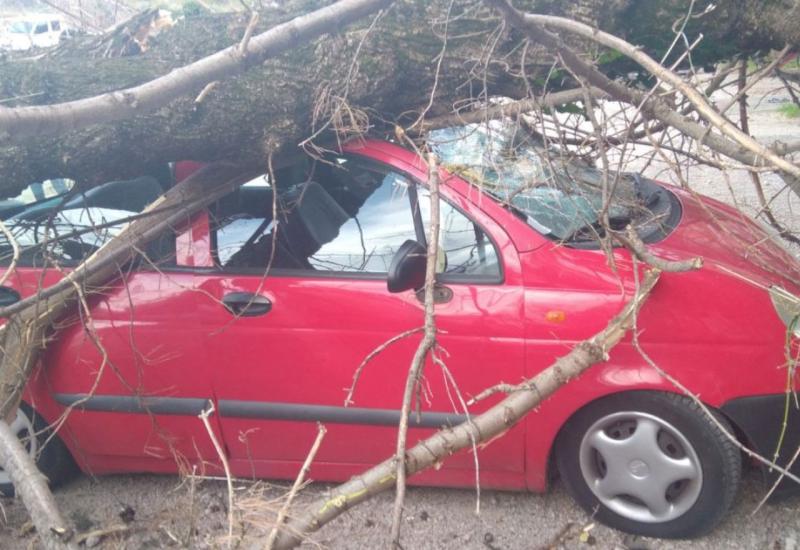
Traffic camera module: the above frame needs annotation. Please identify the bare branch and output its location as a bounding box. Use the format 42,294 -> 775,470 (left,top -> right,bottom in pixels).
0,421 -> 75,549
614,225 -> 704,272
418,87 -> 607,133
482,0 -> 800,198
390,152 -> 441,547
238,11 -> 261,57
0,0 -> 392,140
199,402 -> 235,546
501,9 -> 800,181
266,423 -> 326,550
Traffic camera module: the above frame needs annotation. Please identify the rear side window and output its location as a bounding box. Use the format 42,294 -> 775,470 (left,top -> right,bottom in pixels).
0,176 -> 175,267
211,156 -> 501,281
33,23 -> 48,34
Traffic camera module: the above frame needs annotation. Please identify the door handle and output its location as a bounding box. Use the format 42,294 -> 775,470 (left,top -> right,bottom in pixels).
0,286 -> 21,308
222,292 -> 272,317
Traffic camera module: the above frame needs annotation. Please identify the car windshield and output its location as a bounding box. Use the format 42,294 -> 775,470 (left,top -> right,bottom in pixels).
8,21 -> 32,33
429,123 -> 650,242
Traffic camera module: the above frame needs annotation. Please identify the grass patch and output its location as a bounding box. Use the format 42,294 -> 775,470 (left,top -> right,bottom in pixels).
778,103 -> 800,118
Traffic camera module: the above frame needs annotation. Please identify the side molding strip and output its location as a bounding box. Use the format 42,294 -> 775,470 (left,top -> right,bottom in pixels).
218,400 -> 467,428
53,393 -> 468,428
54,393 -> 210,416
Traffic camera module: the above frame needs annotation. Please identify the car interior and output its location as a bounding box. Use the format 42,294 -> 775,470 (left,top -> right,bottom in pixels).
212,159 -> 380,271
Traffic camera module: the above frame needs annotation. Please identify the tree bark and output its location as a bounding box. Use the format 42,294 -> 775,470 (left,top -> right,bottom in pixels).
0,421 -> 74,550
0,0 -> 796,195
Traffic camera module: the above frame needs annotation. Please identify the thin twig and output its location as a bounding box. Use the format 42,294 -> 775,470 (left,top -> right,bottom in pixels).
266,423 -> 326,549
344,327 -> 424,406
735,59 -> 800,245
614,225 -> 703,272
194,81 -> 219,105
199,402 -> 235,547
239,11 -> 260,56
0,219 -> 20,288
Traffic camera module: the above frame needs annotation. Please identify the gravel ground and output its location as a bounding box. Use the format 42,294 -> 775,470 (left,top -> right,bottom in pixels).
1,78 -> 799,550
0,471 -> 797,549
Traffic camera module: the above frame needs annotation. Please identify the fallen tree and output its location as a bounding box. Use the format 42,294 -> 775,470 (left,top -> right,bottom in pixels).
0,0 -> 799,547
1,0 -> 798,193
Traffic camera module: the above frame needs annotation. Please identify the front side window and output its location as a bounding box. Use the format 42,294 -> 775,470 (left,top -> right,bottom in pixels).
211,156 -> 501,281
212,158 -> 417,273
33,23 -> 48,34
416,189 -> 501,280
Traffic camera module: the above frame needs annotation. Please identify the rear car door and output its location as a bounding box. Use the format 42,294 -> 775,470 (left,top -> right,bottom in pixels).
195,153 -> 527,487
5,176 -> 226,475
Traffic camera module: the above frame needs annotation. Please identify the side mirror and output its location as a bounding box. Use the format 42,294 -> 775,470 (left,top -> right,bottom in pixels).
387,240 -> 427,293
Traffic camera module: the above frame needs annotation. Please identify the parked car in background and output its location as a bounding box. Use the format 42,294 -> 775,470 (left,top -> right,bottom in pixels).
0,15 -> 67,51
0,127 -> 799,539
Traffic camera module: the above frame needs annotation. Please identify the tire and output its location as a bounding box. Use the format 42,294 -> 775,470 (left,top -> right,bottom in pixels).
555,391 -> 741,538
0,402 -> 77,497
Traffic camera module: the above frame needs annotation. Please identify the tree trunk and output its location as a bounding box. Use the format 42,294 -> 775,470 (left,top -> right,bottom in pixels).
0,0 -> 796,195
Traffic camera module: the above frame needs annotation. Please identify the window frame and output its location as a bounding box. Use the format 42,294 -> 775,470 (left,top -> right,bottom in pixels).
206,154 -> 505,285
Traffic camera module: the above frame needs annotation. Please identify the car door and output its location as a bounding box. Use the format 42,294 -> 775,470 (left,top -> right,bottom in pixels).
194,153 -> 527,486
9,176 -> 227,475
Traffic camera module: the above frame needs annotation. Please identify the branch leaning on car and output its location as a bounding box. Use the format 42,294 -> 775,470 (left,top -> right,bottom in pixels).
482,0 -> 800,200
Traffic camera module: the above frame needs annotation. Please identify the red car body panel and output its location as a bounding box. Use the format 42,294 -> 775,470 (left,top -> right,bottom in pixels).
11,139 -> 799,493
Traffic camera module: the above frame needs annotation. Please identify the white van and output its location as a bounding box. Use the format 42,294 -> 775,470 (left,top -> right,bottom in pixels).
0,15 -> 67,51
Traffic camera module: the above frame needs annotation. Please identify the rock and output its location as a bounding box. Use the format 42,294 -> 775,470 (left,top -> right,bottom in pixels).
118,505 -> 135,524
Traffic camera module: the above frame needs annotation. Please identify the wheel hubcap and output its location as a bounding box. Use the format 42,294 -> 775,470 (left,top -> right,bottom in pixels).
0,409 -> 37,485
578,411 -> 702,523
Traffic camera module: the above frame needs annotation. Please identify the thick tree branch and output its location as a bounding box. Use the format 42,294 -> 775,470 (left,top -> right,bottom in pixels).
0,0 -> 391,141
417,87 -> 607,133
0,421 -> 75,550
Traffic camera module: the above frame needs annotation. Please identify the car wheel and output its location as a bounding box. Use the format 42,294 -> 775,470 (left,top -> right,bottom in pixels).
0,403 -> 77,497
555,391 -> 741,538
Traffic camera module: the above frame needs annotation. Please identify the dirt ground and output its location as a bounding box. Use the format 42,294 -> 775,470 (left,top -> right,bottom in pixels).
1,77 -> 799,550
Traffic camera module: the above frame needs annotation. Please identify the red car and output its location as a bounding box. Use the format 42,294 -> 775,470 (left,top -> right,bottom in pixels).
2,126 -> 799,539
